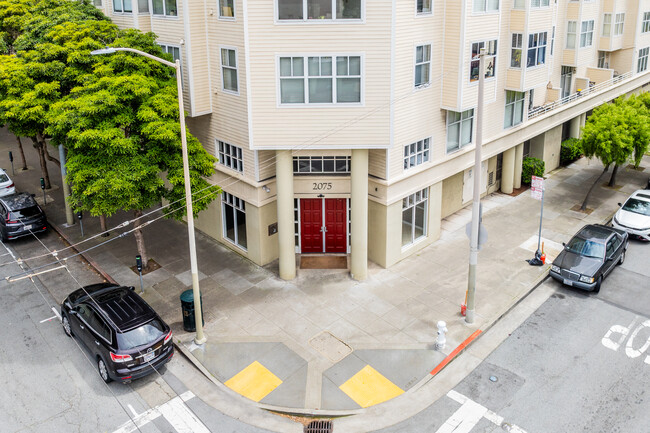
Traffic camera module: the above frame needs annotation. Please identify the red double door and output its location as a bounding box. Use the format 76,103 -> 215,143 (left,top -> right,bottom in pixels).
300,198 -> 347,253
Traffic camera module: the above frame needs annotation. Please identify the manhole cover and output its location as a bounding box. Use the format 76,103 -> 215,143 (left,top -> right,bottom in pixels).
304,419 -> 333,433
309,331 -> 352,363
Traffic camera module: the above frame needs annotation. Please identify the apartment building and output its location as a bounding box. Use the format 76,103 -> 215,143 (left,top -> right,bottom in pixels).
96,0 -> 650,280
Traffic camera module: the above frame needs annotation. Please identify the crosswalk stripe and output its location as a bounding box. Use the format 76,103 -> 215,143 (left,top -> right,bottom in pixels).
439,391 -> 528,433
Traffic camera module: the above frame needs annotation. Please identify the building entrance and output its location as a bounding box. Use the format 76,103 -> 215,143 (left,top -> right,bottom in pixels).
299,198 -> 347,253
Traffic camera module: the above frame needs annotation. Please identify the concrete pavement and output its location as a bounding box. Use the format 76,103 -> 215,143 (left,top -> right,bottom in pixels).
2,126 -> 649,432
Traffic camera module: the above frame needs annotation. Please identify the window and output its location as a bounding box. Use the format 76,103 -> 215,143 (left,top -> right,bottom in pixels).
447,109 -> 474,152
470,40 -> 497,82
218,141 -> 243,172
222,193 -> 247,249
219,0 -> 234,18
93,0 -> 102,6
513,0 -> 524,8
278,0 -> 361,20
402,188 -> 427,247
280,55 -> 361,104
614,13 -> 624,36
504,91 -> 524,128
511,33 -> 523,68
473,0 -> 499,13
643,12 -> 650,33
415,44 -> 431,88
602,13 -> 611,37
580,20 -> 594,48
551,26 -> 555,55
598,51 -> 610,69
638,48 -> 649,73
159,44 -> 182,85
527,32 -> 547,67
566,21 -> 577,49
403,138 -> 430,170
293,156 -> 351,174
221,48 -> 238,93
138,0 -> 148,12
417,0 -> 432,14
530,0 -> 549,7
152,0 -> 177,16
113,0 -> 132,13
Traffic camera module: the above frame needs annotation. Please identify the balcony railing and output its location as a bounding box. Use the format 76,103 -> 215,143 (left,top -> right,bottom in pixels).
527,71 -> 634,120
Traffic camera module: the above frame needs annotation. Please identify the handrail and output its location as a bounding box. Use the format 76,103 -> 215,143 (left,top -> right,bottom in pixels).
527,70 -> 634,120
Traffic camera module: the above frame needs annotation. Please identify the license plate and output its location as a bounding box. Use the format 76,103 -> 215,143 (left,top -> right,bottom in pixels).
22,224 -> 32,230
563,279 -> 573,286
143,351 -> 155,362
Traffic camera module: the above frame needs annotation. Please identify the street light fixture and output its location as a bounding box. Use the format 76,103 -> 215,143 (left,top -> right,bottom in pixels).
91,47 -> 206,344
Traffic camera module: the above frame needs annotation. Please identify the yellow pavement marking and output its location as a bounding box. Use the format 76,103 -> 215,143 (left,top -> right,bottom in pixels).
339,365 -> 404,408
224,361 -> 282,402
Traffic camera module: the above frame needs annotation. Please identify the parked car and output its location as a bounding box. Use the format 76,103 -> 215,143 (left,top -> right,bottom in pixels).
0,168 -> 16,197
0,192 -> 48,241
550,224 -> 628,293
612,189 -> 650,241
61,283 -> 174,383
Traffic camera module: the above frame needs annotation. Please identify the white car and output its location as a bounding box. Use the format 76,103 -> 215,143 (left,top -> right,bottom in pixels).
613,189 -> 650,241
0,168 -> 16,197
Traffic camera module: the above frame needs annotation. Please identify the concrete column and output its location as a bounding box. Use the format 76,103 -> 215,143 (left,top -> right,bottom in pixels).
350,149 -> 368,281
513,143 -> 524,189
569,115 -> 582,138
580,112 -> 586,131
501,147 -> 516,194
275,151 -> 295,280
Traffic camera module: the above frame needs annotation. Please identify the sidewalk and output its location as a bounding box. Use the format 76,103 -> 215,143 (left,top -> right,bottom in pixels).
2,126 -> 648,431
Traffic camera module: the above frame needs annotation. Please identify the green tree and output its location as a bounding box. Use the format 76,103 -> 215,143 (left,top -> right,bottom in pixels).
47,31 -> 219,270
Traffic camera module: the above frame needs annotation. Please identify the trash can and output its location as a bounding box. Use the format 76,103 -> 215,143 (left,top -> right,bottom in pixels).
180,289 -> 204,332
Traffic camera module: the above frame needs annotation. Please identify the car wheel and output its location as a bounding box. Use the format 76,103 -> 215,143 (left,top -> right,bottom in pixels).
62,314 -> 72,337
618,248 -> 626,265
593,276 -> 602,294
97,357 -> 112,383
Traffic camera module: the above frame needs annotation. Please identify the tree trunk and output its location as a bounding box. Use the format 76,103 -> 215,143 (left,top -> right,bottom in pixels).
37,132 -> 60,168
133,210 -> 150,270
99,214 -> 110,237
581,164 -> 610,211
608,164 -> 620,187
31,137 -> 51,189
15,135 -> 27,170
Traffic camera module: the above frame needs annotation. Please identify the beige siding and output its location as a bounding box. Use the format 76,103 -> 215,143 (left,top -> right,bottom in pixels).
509,10 -> 525,33
441,0 -> 463,108
185,0 -> 211,115
506,69 -> 522,89
257,150 -> 276,181
368,149 -> 386,179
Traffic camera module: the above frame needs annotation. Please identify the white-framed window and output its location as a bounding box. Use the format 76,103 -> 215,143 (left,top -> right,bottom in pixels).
403,138 -> 430,170
113,0 -> 132,13
643,12 -> 650,33
221,48 -> 238,93
513,0 -> 524,8
219,0 -> 234,18
580,20 -> 594,48
218,141 -> 243,172
638,47 -> 649,73
566,21 -> 577,49
152,0 -> 177,16
293,156 -> 350,174
417,0 -> 432,14
527,32 -> 547,67
402,188 -> 428,247
222,192 -> 247,250
602,13 -> 611,37
277,0 -> 361,21
415,44 -> 431,88
93,0 -> 103,6
530,0 -> 549,7
279,55 -> 361,104
511,33 -> 523,68
550,25 -> 555,55
614,13 -> 624,36
470,40 -> 497,82
159,44 -> 182,86
504,91 -> 524,128
473,0 -> 499,13
598,51 -> 610,69
447,109 -> 474,153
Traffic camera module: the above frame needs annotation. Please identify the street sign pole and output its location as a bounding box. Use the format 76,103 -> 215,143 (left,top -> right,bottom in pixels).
531,175 -> 545,259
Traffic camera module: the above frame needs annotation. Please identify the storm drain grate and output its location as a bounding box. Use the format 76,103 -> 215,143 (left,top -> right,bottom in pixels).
304,419 -> 333,433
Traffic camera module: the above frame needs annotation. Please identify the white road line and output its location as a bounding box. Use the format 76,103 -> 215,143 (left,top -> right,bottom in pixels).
440,391 -> 528,433
39,315 -> 58,323
127,404 -> 138,417
51,306 -> 61,321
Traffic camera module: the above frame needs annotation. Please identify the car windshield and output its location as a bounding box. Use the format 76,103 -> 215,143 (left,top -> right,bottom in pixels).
0,174 -> 9,183
565,237 -> 605,259
9,206 -> 41,219
116,319 -> 165,350
622,198 -> 650,217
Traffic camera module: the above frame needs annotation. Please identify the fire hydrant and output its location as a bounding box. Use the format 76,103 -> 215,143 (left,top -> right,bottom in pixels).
435,321 -> 448,350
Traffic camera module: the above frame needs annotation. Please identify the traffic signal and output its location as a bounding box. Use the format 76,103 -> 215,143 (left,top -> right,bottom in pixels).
135,255 -> 143,272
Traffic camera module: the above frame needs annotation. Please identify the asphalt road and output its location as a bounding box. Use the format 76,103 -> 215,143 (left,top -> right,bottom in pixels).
375,240 -> 650,433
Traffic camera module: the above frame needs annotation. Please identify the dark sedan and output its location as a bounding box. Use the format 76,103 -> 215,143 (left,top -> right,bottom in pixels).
550,224 -> 628,293
0,193 -> 48,241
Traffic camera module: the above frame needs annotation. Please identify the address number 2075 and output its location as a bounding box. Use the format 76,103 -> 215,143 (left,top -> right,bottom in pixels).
313,182 -> 332,191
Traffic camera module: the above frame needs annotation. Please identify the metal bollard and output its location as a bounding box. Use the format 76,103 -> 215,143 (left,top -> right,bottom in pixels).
435,321 -> 448,350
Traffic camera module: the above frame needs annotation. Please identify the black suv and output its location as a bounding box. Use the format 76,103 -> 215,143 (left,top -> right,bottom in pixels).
61,283 -> 174,383
0,193 -> 48,241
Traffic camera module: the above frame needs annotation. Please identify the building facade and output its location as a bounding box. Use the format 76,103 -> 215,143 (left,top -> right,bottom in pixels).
96,0 -> 650,280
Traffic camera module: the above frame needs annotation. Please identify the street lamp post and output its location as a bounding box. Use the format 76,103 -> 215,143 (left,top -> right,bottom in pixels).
91,47 -> 206,344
